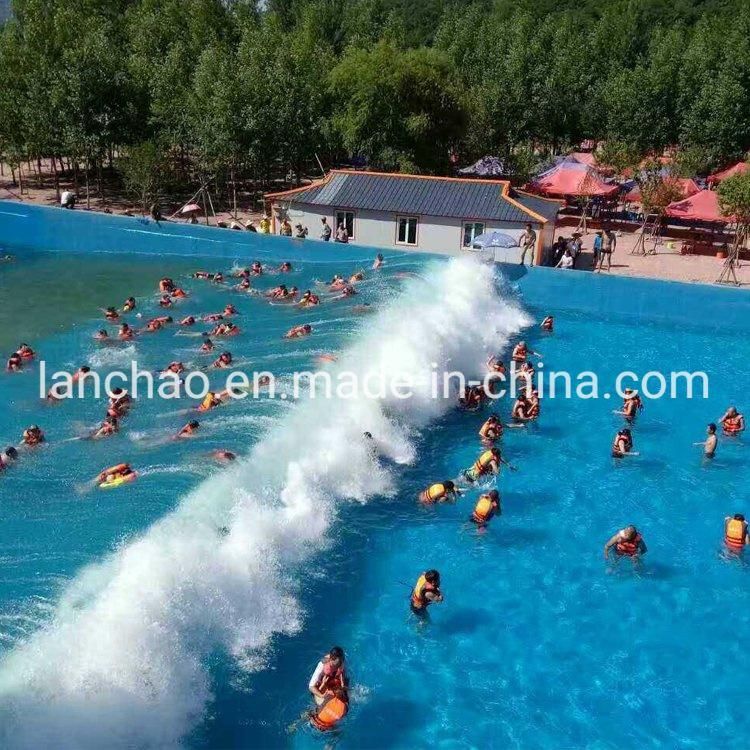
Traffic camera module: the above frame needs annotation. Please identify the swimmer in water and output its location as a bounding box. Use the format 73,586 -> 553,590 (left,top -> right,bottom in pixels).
458,385 -> 486,411
479,414 -> 503,443
212,272 -> 224,284
212,351 -> 233,369
159,277 -> 175,293
21,425 -> 45,446
419,480 -> 460,504
511,340 -> 540,363
349,270 -> 365,283
526,389 -> 540,420
222,304 -> 238,316
614,389 -> 643,421
470,489 -> 501,528
694,423 -> 718,458
236,277 -> 251,291
604,525 -> 647,560
89,415 -> 119,439
0,446 -> 19,472
511,394 -> 532,424
462,446 -> 503,482
285,324 -> 312,339
200,336 -> 214,352
250,261 -> 263,276
308,646 -> 348,707
17,343 -> 35,360
373,253 -> 384,269
119,322 -> 135,340
163,361 -> 185,374
103,306 -> 120,321
297,290 -> 320,308
123,297 -> 136,312
159,294 -> 173,308
171,288 -> 188,299
197,389 -> 231,412
144,316 -> 172,332
192,271 -> 213,280
725,514 -> 749,552
203,313 -> 224,323
410,569 -> 443,616
540,316 -> 554,332
212,449 -> 236,462
331,285 -> 356,300
327,274 -> 344,289
107,388 -> 132,418
718,406 -> 745,436
265,284 -> 288,300
97,462 -> 135,485
308,687 -> 349,732
278,261 -> 292,273
211,321 -> 239,337
180,315 -> 196,327
46,366 -> 91,401
6,352 -> 22,372
611,428 -> 637,458
176,420 -> 200,438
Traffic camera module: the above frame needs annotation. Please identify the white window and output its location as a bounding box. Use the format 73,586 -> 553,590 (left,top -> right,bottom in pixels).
462,221 -> 485,248
396,216 -> 418,245
335,210 -> 355,239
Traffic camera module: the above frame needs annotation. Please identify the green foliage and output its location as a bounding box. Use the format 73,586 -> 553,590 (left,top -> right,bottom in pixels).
718,171 -> 750,223
2,0 -> 750,194
120,140 -> 166,211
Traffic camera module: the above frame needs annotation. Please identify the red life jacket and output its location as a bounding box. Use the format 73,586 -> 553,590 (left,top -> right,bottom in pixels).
616,533 -> 642,556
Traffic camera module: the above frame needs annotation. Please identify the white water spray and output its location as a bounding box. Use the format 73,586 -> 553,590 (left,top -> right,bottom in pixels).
0,258 -> 530,748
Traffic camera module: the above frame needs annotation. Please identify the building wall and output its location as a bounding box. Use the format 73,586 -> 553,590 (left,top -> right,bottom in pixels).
274,203 -> 544,262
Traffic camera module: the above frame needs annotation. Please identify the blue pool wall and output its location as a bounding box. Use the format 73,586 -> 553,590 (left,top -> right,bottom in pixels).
2,201 -> 750,331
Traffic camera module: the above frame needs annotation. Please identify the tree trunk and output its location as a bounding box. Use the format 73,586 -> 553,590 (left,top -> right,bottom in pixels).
36,155 -> 43,188
86,157 -> 91,209
73,161 -> 79,194
18,163 -> 24,194
52,154 -> 60,201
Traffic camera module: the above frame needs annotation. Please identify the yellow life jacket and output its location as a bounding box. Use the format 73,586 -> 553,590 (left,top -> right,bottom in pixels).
421,483 -> 446,503
472,494 -> 494,523
472,450 -> 496,475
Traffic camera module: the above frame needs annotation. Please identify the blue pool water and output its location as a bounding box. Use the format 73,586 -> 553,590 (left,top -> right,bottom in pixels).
1,238 -> 749,750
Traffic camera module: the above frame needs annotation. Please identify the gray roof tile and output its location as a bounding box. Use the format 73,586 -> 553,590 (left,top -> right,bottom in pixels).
273,172 -> 553,223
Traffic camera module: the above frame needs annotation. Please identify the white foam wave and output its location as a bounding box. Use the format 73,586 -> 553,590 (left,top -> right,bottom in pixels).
0,258 -> 529,748
88,344 -> 137,369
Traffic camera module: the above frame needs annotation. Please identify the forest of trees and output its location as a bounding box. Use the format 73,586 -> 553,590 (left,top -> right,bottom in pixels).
1,0 -> 750,207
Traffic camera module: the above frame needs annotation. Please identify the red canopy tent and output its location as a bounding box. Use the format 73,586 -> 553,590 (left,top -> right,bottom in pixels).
528,161 -> 618,198
665,189 -> 731,223
569,151 -> 597,167
624,177 -> 700,204
706,161 -> 749,186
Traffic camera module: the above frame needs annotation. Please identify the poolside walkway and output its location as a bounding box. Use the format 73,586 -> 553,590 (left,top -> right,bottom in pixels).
553,228 -> 750,287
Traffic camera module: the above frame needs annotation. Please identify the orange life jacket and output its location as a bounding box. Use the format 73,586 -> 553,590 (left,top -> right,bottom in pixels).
410,574 -> 436,610
420,483 -> 447,504
723,415 -> 743,434
199,393 -> 217,412
725,519 -> 747,549
512,345 -> 527,362
616,532 -> 642,556
310,697 -> 348,731
472,450 -> 497,476
472,494 -> 496,524
612,435 -> 631,455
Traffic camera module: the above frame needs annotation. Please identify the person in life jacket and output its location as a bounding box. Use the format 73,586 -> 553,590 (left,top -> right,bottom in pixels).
0,446 -> 19,472
419,480 -> 459,504
164,361 -> 185,374
171,288 -> 188,299
6,352 -> 22,371
511,394 -> 532,424
89,415 -> 118,440
22,425 -> 45,446
309,687 -> 349,732
278,261 -> 292,272
123,297 -> 137,312
212,449 -> 237,463
471,489 -> 501,527
250,261 -> 263,276
719,406 -> 745,436
200,336 -> 214,352
349,271 -> 365,283
47,366 -> 91,401
107,388 -> 132,419
266,284 -> 288,299
176,420 -> 200,439
94,329 -> 109,341
612,428 -> 636,458
479,414 -> 503,443
96,463 -> 135,484
308,646 -> 348,706
223,304 -> 238,317
694,423 -> 718,459
724,514 -> 749,551
104,306 -> 120,321
459,385 -> 486,411
212,272 -> 224,284
298,290 -> 320,308
197,391 -> 223,412
213,351 -> 233,369
511,340 -> 539,363
463,446 -> 502,482
180,315 -> 196,327
615,389 -> 643,421
159,277 -> 175,293
158,294 -> 173,308
604,525 -> 647,559
211,321 -> 239,337
526,390 -> 540,420
119,323 -> 135,340
540,316 -> 554,332
285,324 -> 312,339
410,569 -> 443,614
17,343 -> 35,360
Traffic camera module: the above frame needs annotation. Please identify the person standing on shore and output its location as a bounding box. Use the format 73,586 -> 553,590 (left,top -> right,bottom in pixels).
519,223 -> 537,266
599,228 -> 616,271
320,217 -> 332,241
